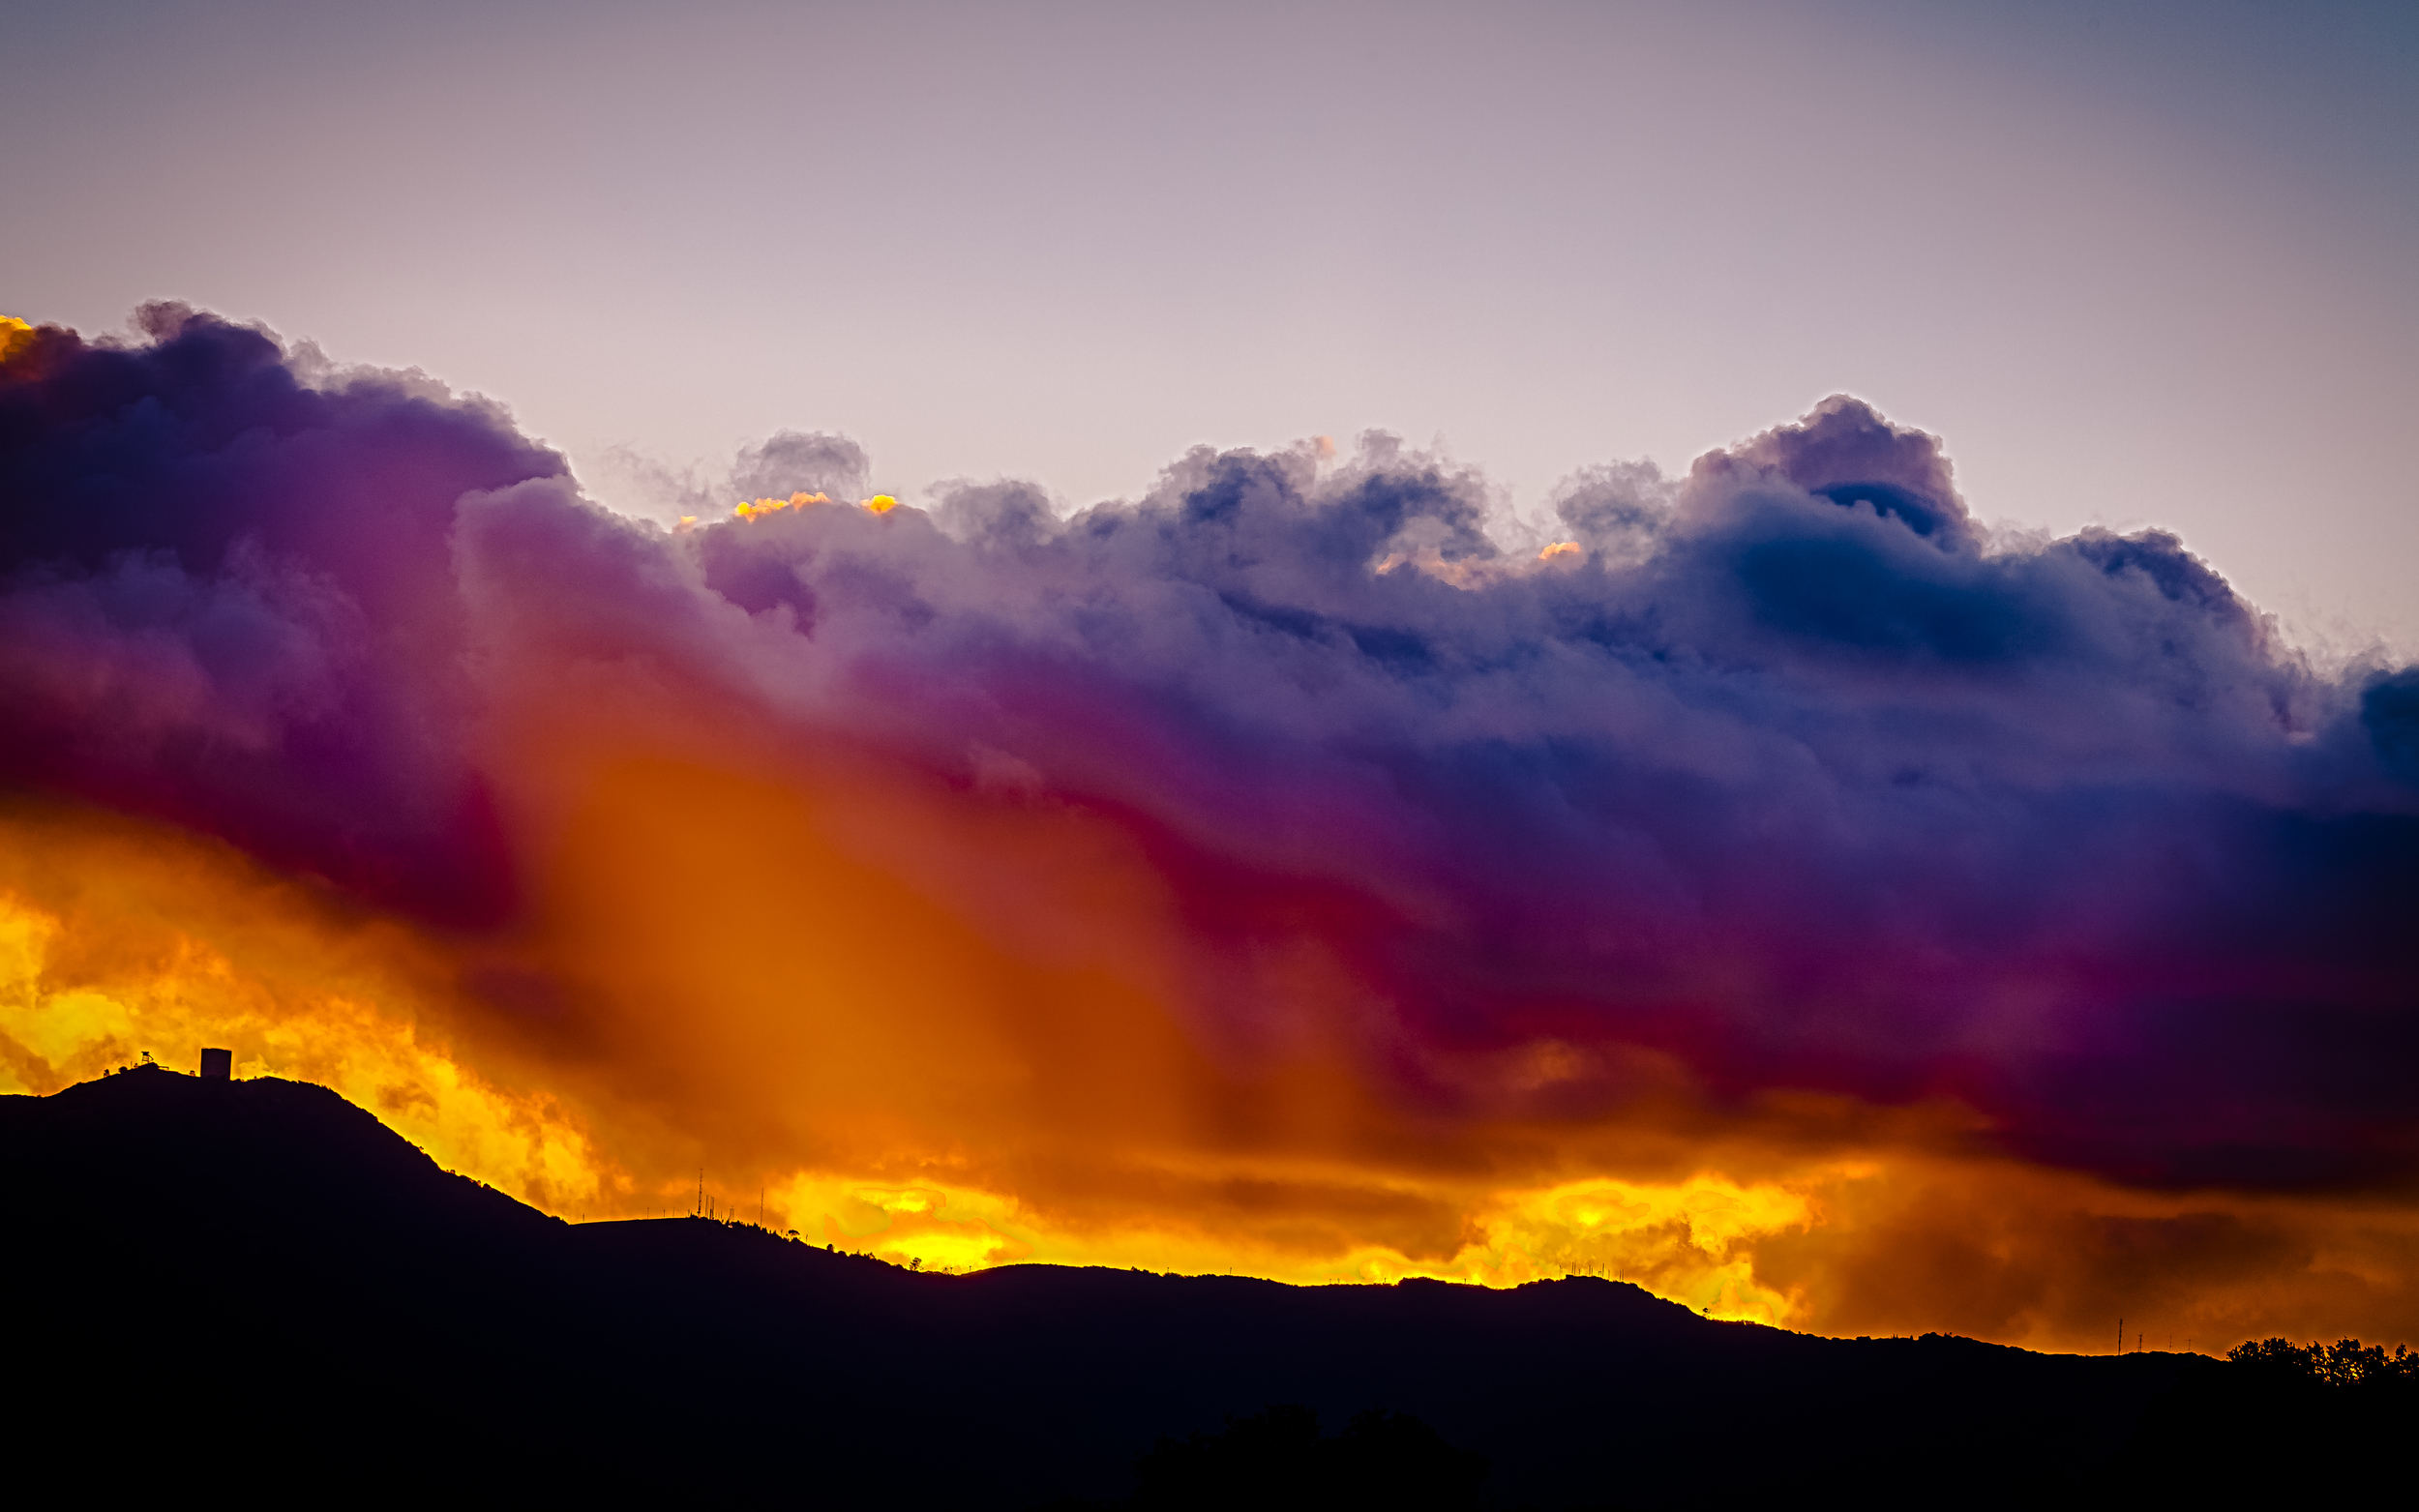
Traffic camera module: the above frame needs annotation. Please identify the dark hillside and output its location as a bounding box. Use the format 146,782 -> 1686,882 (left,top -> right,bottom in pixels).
7,1071 -> 2225,1504
6,1068 -> 582,1482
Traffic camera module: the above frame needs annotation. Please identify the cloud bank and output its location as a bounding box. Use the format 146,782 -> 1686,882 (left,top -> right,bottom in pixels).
5,308 -> 2415,1341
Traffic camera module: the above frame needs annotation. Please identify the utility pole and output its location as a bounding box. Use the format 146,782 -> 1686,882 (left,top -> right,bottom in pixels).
2117,1317 -> 2123,1355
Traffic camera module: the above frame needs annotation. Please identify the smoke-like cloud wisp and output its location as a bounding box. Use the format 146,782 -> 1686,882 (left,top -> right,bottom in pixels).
5,308 -> 2415,1345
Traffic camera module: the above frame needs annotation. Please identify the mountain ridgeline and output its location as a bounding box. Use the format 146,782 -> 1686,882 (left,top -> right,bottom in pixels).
4,1071 -> 2395,1504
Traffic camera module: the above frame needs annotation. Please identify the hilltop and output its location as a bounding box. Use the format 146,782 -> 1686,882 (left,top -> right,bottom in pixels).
2,1070 -> 2261,1504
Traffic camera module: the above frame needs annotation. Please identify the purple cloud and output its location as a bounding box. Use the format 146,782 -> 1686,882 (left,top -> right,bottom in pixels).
5,308 -> 2413,1189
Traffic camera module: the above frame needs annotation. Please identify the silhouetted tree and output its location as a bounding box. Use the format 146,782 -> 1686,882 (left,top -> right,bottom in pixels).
2225,1336 -> 2419,1387
2111,1336 -> 2415,1499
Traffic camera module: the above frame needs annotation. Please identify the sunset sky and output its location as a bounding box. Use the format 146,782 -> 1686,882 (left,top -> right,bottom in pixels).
4,0 -> 2416,1354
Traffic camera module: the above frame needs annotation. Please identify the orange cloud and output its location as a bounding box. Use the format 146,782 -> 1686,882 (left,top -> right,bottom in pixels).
9,763 -> 2414,1352
0,805 -> 606,1215
733,490 -> 830,519
0,315 -> 36,366
730,492 -> 898,520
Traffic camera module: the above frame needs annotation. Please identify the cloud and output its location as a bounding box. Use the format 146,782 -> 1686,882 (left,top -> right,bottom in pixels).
0,305 -> 559,921
4,310 -> 2416,1325
730,429 -> 871,507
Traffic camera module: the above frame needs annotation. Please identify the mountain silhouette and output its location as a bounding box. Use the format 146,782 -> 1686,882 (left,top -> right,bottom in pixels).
10,1069 -> 2225,1504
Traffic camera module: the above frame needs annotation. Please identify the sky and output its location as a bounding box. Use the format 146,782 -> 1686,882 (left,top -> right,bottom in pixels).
7,0 -> 2415,648
3,0 -> 2417,1354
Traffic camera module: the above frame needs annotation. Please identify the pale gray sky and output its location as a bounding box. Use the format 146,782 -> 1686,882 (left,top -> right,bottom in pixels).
7,0 -> 2414,649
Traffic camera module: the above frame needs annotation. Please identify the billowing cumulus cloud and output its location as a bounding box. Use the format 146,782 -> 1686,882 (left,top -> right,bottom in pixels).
0,306 -> 557,923
5,309 -> 2415,1346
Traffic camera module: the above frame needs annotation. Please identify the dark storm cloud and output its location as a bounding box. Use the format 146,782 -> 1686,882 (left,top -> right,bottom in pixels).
4,309 -> 2413,1189
0,306 -> 563,921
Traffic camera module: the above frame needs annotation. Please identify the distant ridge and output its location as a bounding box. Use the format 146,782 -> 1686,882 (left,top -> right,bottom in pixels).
7,1072 -> 2216,1504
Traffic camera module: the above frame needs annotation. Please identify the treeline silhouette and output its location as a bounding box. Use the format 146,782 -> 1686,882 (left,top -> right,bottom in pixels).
2090,1338 -> 2416,1497
9,1069 -> 2405,1505
2225,1335 -> 2419,1385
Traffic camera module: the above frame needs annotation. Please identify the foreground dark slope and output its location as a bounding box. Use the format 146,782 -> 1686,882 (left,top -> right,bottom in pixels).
9,1071 -> 2208,1504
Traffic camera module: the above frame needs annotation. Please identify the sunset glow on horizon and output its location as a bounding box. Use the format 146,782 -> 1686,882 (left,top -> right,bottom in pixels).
4,301 -> 2413,1354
